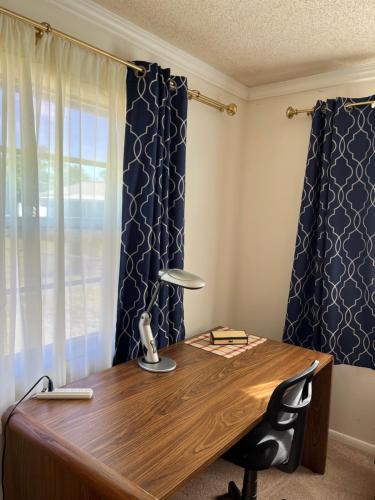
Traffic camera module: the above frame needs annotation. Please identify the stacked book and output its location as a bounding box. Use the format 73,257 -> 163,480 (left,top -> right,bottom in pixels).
210,328 -> 248,345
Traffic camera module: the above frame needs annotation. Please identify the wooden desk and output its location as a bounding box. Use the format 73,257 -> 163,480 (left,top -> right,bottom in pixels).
3,331 -> 332,500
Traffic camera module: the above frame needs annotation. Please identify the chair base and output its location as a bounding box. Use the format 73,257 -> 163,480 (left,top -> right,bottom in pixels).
227,470 -> 257,500
228,480 -> 241,499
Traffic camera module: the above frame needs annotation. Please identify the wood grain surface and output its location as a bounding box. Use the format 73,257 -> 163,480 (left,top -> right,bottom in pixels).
2,330 -> 332,500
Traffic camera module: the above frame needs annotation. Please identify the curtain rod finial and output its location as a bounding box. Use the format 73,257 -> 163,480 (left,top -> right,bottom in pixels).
227,103 -> 237,116
286,106 -> 297,119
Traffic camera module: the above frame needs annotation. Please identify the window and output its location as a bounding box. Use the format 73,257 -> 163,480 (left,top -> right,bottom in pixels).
0,14 -> 126,410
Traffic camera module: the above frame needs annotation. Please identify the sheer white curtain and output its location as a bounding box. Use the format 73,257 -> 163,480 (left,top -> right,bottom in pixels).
0,15 -> 126,414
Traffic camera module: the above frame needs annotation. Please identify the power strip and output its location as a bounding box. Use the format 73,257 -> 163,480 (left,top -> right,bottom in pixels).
34,388 -> 93,400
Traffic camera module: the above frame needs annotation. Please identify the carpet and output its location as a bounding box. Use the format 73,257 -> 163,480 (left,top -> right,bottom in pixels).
171,438 -> 375,500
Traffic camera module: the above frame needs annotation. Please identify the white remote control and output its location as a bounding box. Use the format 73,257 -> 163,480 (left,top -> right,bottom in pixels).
34,388 -> 93,400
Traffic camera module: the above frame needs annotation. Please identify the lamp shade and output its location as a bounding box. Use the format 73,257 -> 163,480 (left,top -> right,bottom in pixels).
158,269 -> 206,290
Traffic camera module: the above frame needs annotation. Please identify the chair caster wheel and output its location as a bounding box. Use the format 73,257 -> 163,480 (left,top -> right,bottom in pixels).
228,480 -> 241,499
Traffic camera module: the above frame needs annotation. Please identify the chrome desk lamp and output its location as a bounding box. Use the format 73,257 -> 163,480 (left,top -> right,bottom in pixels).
138,268 -> 205,373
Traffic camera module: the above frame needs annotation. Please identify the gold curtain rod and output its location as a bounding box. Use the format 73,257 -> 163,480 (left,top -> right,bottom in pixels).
0,5 -> 237,116
286,101 -> 375,119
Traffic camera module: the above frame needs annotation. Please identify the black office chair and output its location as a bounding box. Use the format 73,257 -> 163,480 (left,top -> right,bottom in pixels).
223,360 -> 319,500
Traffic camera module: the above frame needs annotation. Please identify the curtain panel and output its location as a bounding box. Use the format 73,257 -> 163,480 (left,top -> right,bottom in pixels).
283,98 -> 375,369
0,15 -> 126,415
114,62 -> 188,365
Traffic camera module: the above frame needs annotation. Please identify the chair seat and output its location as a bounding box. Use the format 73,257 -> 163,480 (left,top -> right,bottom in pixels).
223,420 -> 294,471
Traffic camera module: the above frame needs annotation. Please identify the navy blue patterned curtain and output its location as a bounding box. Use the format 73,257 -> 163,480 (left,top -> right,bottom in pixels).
284,97 -> 375,370
113,62 -> 188,365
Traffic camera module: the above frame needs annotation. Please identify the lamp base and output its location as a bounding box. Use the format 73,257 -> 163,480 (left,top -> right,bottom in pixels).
138,356 -> 177,373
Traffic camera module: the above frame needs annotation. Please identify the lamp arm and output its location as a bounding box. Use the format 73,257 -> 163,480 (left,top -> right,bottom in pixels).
145,281 -> 162,315
138,280 -> 163,364
138,311 -> 159,363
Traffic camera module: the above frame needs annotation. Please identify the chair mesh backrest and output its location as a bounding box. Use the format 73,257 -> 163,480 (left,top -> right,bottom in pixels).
278,381 -> 305,423
266,360 -> 319,431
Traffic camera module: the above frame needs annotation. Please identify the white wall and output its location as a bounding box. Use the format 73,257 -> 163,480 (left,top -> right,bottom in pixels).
234,83 -> 375,446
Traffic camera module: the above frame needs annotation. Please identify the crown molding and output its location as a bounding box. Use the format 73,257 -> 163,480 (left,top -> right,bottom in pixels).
43,0 -> 375,103
248,62 -> 375,101
47,0 -> 249,101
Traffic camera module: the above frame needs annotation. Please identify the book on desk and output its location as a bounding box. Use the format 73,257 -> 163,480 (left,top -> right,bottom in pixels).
210,328 -> 248,345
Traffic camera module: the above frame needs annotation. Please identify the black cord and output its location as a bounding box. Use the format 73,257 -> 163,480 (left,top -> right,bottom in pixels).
1,375 -> 54,500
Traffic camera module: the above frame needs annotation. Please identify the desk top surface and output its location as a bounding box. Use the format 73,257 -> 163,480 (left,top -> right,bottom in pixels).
16,331 -> 332,500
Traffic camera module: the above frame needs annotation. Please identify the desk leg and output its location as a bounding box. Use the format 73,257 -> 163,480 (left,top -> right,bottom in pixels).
302,360 -> 332,474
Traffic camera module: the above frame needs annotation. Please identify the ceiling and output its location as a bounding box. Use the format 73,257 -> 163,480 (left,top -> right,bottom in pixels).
93,0 -> 375,87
